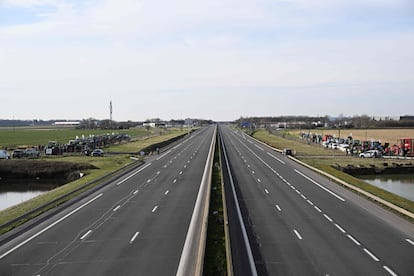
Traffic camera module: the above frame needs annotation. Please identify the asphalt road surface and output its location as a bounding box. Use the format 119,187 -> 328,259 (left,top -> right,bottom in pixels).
219,125 -> 414,276
0,126 -> 216,276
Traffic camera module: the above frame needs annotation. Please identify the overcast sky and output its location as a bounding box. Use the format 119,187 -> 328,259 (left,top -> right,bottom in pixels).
1,0 -> 413,121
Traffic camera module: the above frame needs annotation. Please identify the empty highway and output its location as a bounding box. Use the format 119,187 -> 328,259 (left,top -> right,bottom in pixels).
0,126 -> 216,275
219,125 -> 414,276
1,124 -> 414,276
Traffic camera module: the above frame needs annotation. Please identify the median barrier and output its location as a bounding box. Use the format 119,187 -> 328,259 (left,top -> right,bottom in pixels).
176,126 -> 217,276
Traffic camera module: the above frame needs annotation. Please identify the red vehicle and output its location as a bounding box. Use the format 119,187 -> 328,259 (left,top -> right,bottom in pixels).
400,138 -> 414,157
322,135 -> 333,142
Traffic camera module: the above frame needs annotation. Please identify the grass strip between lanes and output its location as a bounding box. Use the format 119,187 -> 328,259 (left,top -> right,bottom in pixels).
204,133 -> 227,275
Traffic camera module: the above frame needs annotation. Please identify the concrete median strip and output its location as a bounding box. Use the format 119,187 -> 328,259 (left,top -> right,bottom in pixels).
176,126 -> 217,276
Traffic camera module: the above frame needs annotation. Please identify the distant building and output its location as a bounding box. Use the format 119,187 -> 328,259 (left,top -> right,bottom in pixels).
53,121 -> 80,126
143,122 -> 156,128
142,122 -> 166,128
400,115 -> 414,121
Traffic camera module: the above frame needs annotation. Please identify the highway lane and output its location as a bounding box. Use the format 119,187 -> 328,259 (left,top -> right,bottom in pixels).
0,126 -> 216,275
220,125 -> 414,276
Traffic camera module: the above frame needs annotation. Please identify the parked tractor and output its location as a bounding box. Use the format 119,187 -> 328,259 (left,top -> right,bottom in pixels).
400,138 -> 414,157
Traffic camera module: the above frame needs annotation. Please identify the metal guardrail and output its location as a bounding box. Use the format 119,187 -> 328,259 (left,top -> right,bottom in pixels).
176,126 -> 217,276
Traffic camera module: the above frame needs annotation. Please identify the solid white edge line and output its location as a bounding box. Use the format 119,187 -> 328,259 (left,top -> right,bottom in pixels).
363,248 -> 380,262
294,169 -> 345,202
255,144 -> 264,151
80,230 -> 92,240
117,163 -> 152,185
0,193 -> 103,260
267,152 -> 286,164
347,234 -> 361,246
219,131 -> 258,276
406,238 -> 414,246
383,266 -> 398,276
294,230 -> 303,240
156,150 -> 172,160
129,232 -> 140,244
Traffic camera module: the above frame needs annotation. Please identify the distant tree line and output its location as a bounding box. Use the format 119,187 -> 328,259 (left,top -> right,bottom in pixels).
0,117 -> 214,129
236,115 -> 414,129
0,119 -> 65,127
76,118 -> 140,130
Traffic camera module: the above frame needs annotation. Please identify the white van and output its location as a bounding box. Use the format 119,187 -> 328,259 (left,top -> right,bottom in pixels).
0,150 -> 10,159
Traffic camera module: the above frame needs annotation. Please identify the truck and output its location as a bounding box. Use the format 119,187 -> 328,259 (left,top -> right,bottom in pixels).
400,138 -> 414,157
45,141 -> 62,155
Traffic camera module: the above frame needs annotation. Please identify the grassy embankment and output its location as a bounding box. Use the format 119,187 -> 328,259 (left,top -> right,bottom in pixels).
252,129 -> 414,219
0,127 -> 188,233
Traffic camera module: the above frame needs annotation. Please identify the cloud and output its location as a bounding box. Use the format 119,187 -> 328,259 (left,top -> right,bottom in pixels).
2,0 -> 59,8
0,0 -> 413,120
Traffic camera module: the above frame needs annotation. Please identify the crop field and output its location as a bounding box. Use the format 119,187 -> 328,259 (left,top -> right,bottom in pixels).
0,126 -> 151,148
288,128 -> 414,144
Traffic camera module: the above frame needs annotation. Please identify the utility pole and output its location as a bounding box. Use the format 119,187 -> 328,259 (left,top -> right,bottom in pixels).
109,100 -> 113,129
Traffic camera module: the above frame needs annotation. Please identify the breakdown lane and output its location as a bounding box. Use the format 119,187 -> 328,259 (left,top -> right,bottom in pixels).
0,126 -> 216,276
220,125 -> 414,275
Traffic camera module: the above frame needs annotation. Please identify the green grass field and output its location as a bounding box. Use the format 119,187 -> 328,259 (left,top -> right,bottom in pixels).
0,126 -> 150,148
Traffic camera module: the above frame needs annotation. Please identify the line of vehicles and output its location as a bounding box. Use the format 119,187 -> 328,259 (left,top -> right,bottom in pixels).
301,132 -> 414,158
0,132 -> 129,160
0,148 -> 40,159
43,133 -> 130,155
0,147 -> 105,159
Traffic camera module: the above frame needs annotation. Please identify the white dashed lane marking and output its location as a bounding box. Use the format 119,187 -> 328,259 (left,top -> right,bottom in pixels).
294,230 -> 303,240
